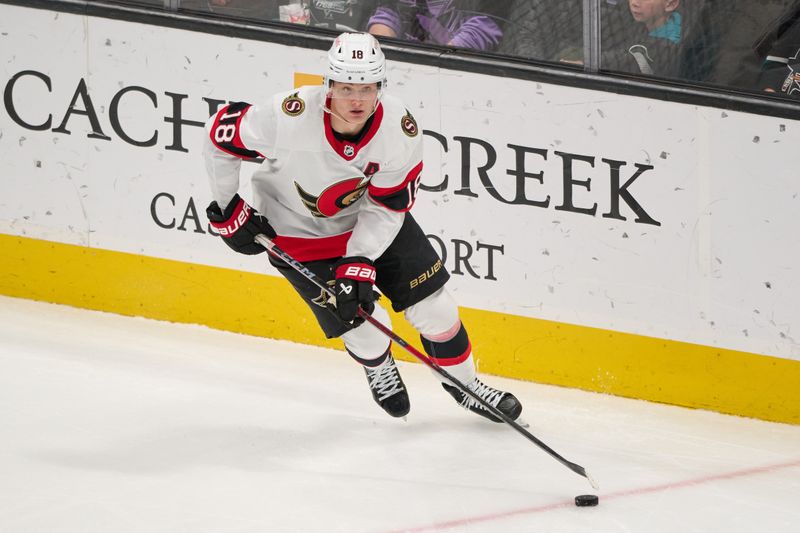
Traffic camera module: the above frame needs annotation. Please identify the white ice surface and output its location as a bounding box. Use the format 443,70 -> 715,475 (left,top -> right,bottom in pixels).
0,295 -> 798,533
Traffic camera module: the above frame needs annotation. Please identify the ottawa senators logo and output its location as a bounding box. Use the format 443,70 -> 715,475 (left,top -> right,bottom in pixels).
401,110 -> 418,137
282,93 -> 305,116
295,177 -> 369,217
311,284 -> 335,308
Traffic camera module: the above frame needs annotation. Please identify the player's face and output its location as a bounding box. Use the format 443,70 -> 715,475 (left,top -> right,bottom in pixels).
329,82 -> 379,124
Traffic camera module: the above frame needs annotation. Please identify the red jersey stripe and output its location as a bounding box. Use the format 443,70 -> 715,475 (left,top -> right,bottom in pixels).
272,232 -> 352,262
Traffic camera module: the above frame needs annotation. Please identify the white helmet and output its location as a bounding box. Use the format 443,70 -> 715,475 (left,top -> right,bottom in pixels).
325,32 -> 387,89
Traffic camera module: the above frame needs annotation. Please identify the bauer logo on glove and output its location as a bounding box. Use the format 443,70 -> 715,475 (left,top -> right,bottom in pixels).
215,201 -> 251,236
207,193 -> 276,255
333,256 -> 377,324
342,265 -> 377,282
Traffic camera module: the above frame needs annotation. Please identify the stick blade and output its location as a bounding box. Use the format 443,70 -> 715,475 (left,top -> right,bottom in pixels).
584,469 -> 600,490
566,461 -> 600,490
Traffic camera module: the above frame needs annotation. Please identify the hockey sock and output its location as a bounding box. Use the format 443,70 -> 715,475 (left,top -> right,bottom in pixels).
420,322 -> 477,384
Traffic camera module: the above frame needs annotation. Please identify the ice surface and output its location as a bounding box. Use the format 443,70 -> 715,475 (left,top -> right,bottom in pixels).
1,295 -> 798,533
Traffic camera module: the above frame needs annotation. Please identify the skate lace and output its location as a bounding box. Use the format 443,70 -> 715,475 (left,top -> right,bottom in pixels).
461,379 -> 504,410
366,360 -> 404,402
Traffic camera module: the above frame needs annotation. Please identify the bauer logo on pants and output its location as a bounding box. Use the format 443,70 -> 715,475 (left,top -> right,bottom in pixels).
409,259 -> 442,289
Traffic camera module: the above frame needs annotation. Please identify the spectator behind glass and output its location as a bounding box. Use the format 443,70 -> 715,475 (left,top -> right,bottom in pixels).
607,0 -> 683,76
367,1 -> 508,52
753,1 -> 800,98
306,0 -> 378,31
178,0 -> 281,19
188,1 -> 378,31
558,0 -> 683,78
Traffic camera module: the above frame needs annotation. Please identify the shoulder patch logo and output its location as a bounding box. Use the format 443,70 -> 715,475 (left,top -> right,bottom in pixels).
282,93 -> 305,116
401,110 -> 418,137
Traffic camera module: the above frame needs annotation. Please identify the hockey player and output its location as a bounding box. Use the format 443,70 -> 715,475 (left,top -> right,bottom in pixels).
203,32 -> 522,422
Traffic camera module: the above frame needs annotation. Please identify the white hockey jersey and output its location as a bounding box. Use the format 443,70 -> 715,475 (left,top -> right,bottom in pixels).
203,85 -> 423,262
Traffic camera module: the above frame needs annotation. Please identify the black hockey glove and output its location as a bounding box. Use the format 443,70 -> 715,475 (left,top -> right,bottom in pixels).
332,256 -> 377,325
207,194 -> 276,255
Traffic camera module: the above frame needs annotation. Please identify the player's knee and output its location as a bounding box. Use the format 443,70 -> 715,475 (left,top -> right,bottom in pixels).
404,287 -> 459,338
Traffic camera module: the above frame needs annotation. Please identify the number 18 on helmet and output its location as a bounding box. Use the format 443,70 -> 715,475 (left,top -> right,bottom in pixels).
325,32 -> 387,98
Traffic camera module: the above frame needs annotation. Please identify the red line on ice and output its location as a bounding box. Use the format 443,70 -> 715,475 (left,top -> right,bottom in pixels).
386,458 -> 800,532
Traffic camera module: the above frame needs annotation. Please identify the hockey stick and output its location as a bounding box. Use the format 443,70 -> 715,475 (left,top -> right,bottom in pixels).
254,233 -> 598,490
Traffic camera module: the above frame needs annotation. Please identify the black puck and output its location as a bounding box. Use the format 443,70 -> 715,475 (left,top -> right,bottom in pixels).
575,494 -> 599,507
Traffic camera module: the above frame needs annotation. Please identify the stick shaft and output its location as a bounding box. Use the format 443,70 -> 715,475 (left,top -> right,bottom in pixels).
254,234 -> 594,485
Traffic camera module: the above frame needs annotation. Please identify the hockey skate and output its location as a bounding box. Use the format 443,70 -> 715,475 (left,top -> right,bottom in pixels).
364,355 -> 410,418
442,377 -> 522,423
